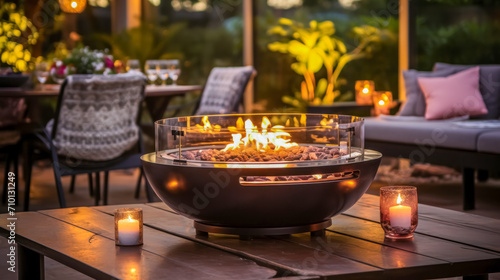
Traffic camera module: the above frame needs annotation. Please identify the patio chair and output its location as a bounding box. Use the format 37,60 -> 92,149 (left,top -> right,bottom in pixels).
24,73 -> 154,209
194,66 -> 256,115
1,97 -> 26,205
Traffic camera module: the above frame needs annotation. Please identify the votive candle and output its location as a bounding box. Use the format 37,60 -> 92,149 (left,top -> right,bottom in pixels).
380,186 -> 418,239
115,208 -> 143,246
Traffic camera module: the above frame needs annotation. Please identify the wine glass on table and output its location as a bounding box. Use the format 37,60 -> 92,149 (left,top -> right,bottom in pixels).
50,61 -> 67,85
35,62 -> 49,90
157,60 -> 169,85
126,59 -> 141,74
145,60 -> 158,85
166,60 -> 181,85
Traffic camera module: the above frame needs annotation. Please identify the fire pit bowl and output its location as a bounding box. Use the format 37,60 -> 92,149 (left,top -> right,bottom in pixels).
142,113 -> 382,236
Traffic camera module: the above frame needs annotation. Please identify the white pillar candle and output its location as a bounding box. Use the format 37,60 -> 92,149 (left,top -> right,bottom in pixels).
118,216 -> 140,245
389,205 -> 411,228
389,193 -> 411,228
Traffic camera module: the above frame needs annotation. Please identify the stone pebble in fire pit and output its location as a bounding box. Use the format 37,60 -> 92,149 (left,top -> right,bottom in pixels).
180,146 -> 346,162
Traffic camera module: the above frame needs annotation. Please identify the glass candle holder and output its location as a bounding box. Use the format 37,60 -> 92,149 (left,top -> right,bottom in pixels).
355,80 -> 375,105
373,91 -> 393,115
380,186 -> 418,239
115,208 -> 143,246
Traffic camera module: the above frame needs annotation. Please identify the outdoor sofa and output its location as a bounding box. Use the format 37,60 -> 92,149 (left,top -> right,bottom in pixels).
364,63 -> 500,210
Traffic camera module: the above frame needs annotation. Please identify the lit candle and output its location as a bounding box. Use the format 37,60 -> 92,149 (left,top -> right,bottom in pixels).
389,193 -> 411,228
355,80 -> 375,105
118,215 -> 140,245
373,91 -> 393,115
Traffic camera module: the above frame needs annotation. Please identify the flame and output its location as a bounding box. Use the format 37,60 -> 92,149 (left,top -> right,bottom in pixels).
203,116 -> 211,130
312,174 -> 322,179
397,193 -> 402,204
362,87 -> 369,94
378,100 -> 385,106
236,117 -> 244,129
222,117 -> 298,152
128,215 -> 133,221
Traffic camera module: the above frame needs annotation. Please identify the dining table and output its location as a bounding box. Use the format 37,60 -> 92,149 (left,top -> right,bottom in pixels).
0,84 -> 203,121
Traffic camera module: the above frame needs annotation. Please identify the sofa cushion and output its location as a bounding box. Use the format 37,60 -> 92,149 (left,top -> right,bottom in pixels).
364,117 -> 487,151
477,130 -> 500,154
418,67 -> 488,120
433,62 -> 500,119
399,68 -> 458,116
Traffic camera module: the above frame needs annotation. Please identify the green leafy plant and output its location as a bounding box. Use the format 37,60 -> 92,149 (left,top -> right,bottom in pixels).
0,3 -> 38,72
268,18 -> 386,110
93,22 -> 185,67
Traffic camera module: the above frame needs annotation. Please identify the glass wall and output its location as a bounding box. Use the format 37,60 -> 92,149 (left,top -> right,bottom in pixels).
415,0 -> 500,71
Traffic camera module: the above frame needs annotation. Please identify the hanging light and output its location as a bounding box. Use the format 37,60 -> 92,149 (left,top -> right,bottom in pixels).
59,0 -> 87,13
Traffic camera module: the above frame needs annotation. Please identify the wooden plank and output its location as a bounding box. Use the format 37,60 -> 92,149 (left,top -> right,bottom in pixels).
358,194 -> 500,234
345,197 -> 500,253
143,201 -> 500,279
276,231 -> 445,272
95,204 -> 383,279
0,212 -> 240,280
329,215 -> 500,277
39,207 -> 276,279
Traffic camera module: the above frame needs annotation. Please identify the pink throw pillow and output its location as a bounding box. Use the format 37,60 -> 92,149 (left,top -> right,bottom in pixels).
418,66 -> 488,120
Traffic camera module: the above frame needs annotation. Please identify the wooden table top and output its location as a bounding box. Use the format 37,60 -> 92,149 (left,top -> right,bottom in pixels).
0,84 -> 202,98
1,194 -> 500,279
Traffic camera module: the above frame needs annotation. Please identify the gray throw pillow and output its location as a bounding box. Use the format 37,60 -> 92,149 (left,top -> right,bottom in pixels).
433,62 -> 500,119
399,68 -> 457,116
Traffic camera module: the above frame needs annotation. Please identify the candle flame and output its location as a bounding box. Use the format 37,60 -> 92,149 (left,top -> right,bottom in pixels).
362,88 -> 369,94
312,174 -> 322,180
128,215 -> 133,221
378,100 -> 385,106
397,193 -> 402,204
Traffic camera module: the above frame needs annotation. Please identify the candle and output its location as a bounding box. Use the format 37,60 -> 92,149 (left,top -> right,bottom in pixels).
373,91 -> 393,115
355,80 -> 375,105
389,193 -> 411,228
118,215 -> 140,245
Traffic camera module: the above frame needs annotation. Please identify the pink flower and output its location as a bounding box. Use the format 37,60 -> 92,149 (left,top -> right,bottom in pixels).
56,64 -> 66,76
104,57 -> 114,69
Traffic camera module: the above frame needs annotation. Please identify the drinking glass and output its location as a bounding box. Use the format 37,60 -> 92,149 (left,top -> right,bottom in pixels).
166,60 -> 181,85
145,60 -> 158,85
50,61 -> 66,85
157,60 -> 169,85
35,62 -> 49,90
126,59 -> 141,74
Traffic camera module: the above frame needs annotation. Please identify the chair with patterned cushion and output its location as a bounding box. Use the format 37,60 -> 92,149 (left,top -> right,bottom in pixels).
24,73 -> 154,209
194,66 -> 256,115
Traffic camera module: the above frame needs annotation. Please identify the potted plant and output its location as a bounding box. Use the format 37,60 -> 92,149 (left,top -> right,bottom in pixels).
268,18 -> 388,112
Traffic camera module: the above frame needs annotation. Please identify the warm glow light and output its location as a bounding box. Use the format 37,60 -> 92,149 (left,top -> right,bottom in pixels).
312,174 -> 322,179
397,193 -> 402,204
131,268 -> 136,273
59,0 -> 87,13
362,88 -> 369,94
378,100 -> 385,106
222,117 -> 298,152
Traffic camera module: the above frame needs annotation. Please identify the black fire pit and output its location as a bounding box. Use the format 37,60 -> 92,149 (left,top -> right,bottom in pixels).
142,113 -> 382,236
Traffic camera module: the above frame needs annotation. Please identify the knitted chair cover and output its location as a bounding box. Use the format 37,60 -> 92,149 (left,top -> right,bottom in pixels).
195,66 -> 255,115
47,74 -> 145,161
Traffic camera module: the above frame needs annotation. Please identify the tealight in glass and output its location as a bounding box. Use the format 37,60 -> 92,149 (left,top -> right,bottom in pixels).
115,208 -> 143,246
380,186 -> 418,239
